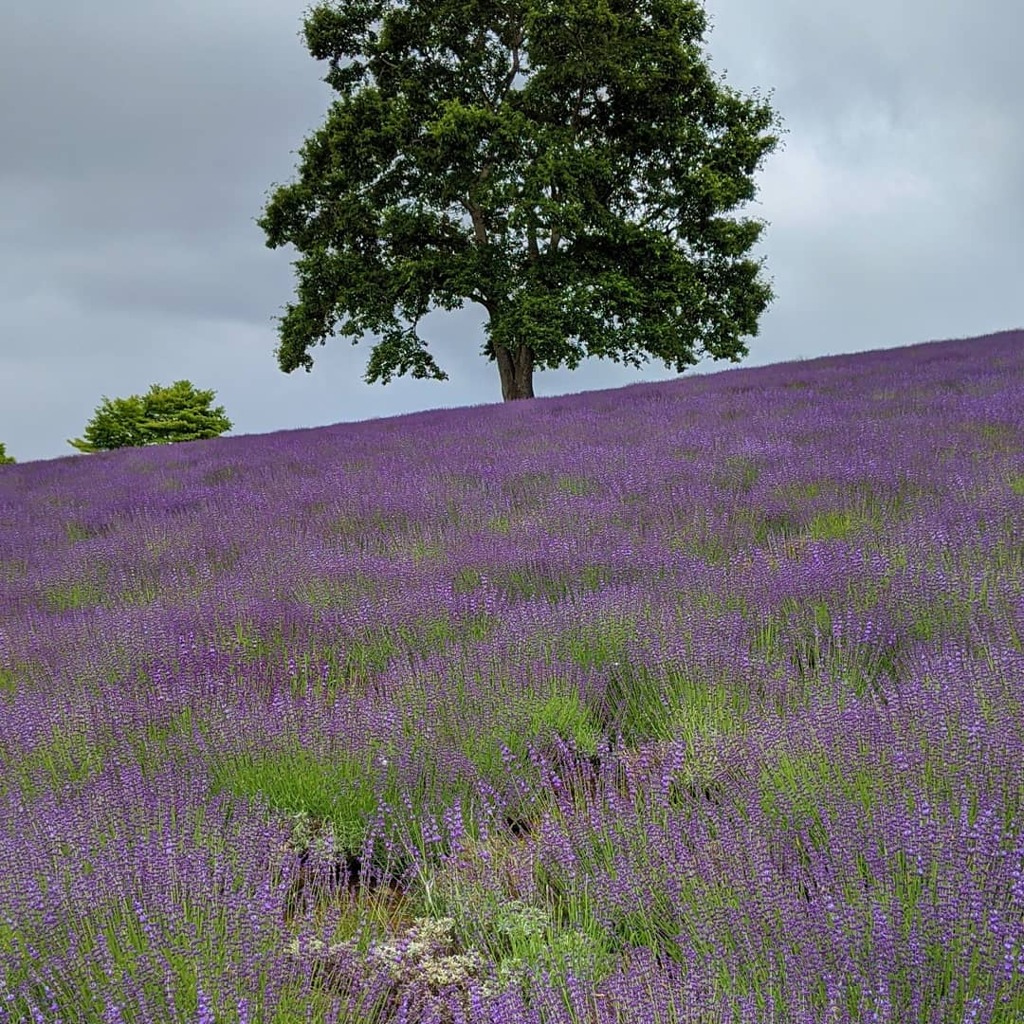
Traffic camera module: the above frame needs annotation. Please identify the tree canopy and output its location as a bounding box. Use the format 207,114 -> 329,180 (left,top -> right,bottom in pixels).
257,0 -> 788,400
0,442 -> 15,465
67,380 -> 233,453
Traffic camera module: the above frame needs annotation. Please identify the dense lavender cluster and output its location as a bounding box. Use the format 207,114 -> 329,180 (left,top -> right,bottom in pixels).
1,329 -> 1022,1022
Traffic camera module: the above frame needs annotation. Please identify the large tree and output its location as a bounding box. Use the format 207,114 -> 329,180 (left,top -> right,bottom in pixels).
257,0 -> 787,401
68,380 -> 233,453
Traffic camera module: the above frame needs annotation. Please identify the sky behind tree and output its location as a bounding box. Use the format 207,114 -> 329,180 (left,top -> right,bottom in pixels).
1,0 -> 1021,464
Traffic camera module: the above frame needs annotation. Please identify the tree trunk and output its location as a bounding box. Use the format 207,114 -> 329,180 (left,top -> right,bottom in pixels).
494,341 -> 535,401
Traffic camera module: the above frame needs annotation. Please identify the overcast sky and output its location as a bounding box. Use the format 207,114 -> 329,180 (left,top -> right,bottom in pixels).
1,0 -> 1021,465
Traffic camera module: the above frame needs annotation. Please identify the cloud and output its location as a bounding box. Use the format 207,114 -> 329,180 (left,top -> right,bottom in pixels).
1,0 -> 1021,463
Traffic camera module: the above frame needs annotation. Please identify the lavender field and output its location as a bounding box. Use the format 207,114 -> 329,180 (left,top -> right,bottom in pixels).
1,328 -> 1023,1023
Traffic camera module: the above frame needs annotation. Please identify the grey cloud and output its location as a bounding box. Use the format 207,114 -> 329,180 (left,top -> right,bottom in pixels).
1,0 -> 1021,464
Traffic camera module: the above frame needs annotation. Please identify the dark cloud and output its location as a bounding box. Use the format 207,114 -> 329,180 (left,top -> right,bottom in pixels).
1,0 -> 1020,463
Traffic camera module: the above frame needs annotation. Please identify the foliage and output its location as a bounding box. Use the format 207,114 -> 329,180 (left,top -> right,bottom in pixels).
257,0 -> 788,400
67,380 -> 233,453
3,331 -> 1024,1021
0,442 -> 14,464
